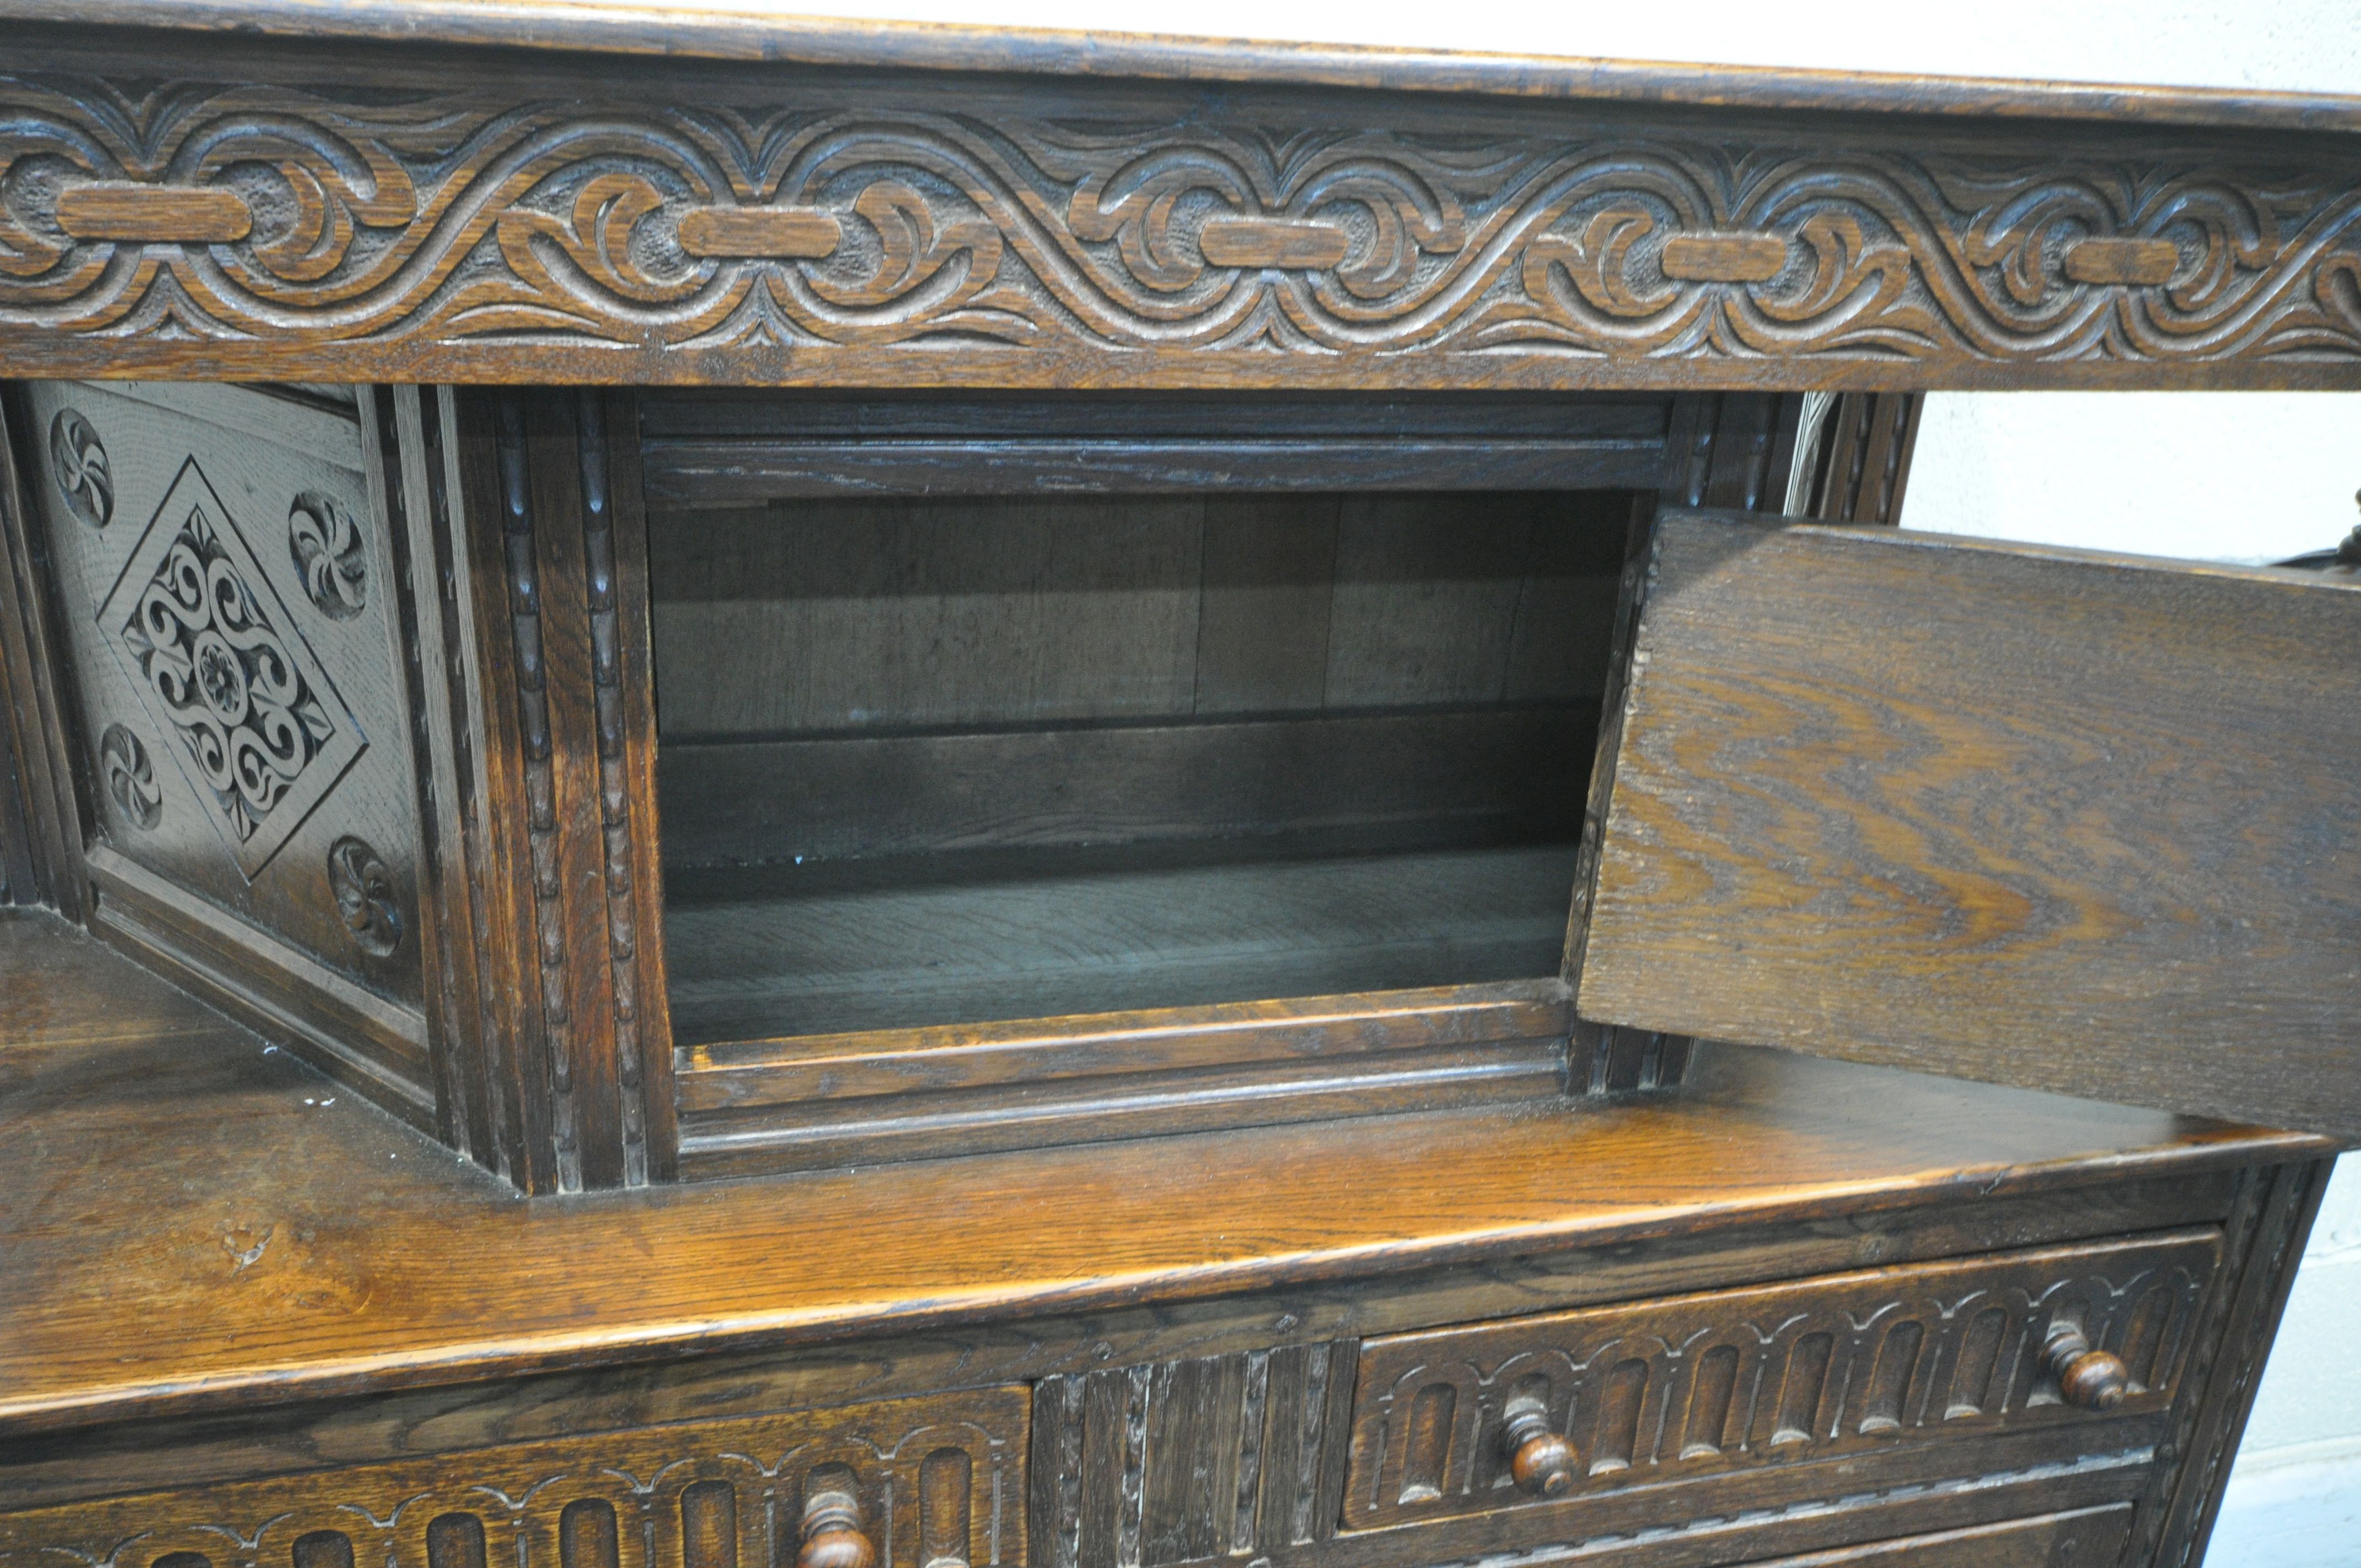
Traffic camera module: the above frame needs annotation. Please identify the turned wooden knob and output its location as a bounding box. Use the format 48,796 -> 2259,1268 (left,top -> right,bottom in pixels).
1501,1402 -> 1580,1496
2044,1325 -> 2129,1411
796,1491 -> 877,1568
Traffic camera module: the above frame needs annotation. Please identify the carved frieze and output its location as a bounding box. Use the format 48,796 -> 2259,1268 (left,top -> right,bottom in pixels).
0,75 -> 2358,385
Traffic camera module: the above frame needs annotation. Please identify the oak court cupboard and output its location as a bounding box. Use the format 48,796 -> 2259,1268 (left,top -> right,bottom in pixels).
2,7 -> 2359,1568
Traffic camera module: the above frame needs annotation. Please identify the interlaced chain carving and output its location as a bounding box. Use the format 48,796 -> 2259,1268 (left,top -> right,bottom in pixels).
1,75 -> 2358,379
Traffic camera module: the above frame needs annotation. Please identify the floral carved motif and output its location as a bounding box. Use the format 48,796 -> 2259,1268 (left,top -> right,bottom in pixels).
328,834 -> 402,957
288,490 -> 368,619
46,406 -> 111,527
96,458 -> 366,878
97,722 -> 161,830
0,75 -> 2357,383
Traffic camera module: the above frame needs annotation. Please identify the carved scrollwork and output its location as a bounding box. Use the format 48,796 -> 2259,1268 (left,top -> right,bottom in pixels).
119,499 -> 330,836
97,722 -> 161,830
288,490 -> 367,619
327,834 -> 401,957
46,407 -> 111,527
99,459 -> 366,879
0,74 -> 2357,378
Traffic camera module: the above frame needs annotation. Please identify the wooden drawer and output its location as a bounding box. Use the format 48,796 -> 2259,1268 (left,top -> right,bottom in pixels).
1341,1233 -> 2216,1533
1739,1504 -> 2133,1566
0,1389 -> 1026,1568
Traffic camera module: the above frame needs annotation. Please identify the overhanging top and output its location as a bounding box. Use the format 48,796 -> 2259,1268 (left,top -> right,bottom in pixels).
20,1 -> 2361,134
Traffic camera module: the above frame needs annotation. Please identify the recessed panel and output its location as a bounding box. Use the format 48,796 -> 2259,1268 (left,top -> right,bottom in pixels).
23,381 -> 424,1004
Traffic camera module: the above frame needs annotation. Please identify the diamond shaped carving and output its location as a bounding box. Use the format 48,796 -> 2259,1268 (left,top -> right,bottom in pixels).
100,459 -> 366,880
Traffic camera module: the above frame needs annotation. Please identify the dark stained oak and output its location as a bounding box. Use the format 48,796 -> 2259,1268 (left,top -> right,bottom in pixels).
2,31 -> 2360,390
0,912 -> 2324,1437
1342,1232 -> 2216,1529
0,13 -> 2350,1559
1732,1505 -> 2133,1566
1577,513 -> 2361,1141
0,1387 -> 1028,1568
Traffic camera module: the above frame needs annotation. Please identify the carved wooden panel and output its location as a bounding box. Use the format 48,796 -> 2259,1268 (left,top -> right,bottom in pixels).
1030,1343 -> 1355,1568
0,1390 -> 1026,1568
19,380 -> 433,1112
0,70 -> 2357,388
1341,1232 -> 2218,1531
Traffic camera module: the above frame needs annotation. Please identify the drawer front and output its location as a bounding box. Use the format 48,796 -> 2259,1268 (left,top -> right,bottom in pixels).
1343,1232 -> 2216,1532
1741,1503 -> 2133,1566
0,1389 -> 1026,1568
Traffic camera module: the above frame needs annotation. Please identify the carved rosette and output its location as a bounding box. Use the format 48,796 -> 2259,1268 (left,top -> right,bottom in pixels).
0,75 -> 2355,377
288,491 -> 368,619
327,834 -> 401,957
96,722 -> 161,830
46,407 -> 111,527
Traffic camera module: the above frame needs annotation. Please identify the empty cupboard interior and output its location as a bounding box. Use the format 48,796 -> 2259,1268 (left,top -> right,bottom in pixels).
641,400 -> 1644,1054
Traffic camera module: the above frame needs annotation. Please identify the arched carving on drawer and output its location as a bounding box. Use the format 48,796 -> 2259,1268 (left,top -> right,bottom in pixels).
0,1390 -> 1026,1568
1341,1231 -> 2221,1530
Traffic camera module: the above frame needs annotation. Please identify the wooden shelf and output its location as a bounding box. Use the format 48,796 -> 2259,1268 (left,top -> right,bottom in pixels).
665,841 -> 1581,1044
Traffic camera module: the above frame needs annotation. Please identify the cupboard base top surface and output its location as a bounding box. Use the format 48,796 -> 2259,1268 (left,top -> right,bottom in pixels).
0,907 -> 2327,1438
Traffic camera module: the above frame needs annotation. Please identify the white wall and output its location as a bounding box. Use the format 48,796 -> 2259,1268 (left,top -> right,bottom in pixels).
778,2 -> 2360,1556
1907,395 -> 2358,564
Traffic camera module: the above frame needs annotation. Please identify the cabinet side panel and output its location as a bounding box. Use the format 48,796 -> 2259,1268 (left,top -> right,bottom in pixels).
2128,1157 -> 2332,1567
0,386 -> 89,917
13,380 -> 435,1122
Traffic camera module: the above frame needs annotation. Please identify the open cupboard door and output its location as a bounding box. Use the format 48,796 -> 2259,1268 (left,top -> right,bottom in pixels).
1573,512 -> 2361,1141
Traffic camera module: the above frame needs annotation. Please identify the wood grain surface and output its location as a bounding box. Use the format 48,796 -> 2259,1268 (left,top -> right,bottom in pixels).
1735,1505 -> 2131,1567
12,4 -> 2361,133
665,843 -> 1581,1042
1579,514 -> 2361,1141
0,391 -> 79,917
0,912 -> 2323,1437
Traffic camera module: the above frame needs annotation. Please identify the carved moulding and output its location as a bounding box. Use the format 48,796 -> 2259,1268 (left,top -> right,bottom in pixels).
0,74 -> 2358,387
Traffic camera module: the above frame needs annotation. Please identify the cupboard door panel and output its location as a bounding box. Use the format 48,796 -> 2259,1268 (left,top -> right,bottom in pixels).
1576,513 -> 2361,1138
